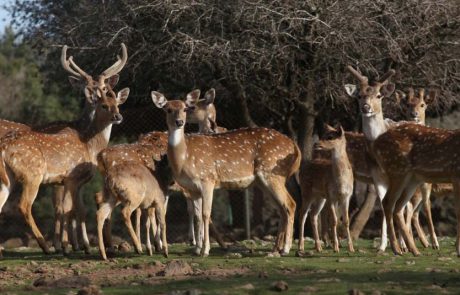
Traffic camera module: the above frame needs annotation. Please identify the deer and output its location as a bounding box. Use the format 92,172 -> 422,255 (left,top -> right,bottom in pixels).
344,65 -> 397,252
298,124 -> 354,255
395,87 -> 445,251
96,89 -> 228,260
0,43 -> 129,255
151,90 -> 300,256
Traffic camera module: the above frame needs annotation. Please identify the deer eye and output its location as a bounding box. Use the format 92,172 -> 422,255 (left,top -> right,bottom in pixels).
101,104 -> 109,110
376,94 -> 383,99
420,103 -> 425,108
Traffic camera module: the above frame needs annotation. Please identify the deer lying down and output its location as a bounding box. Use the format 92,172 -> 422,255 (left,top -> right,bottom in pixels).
298,124 -> 354,255
152,90 -> 300,256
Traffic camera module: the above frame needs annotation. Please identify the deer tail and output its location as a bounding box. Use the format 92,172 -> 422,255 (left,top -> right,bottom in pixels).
288,142 -> 302,178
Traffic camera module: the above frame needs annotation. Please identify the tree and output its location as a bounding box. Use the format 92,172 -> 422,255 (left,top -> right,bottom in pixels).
0,26 -> 78,125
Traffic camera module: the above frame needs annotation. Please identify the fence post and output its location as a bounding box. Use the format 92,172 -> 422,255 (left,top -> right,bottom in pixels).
244,189 -> 251,240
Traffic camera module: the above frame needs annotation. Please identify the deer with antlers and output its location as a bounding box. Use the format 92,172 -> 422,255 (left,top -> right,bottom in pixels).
0,44 -> 129,255
344,66 -> 397,252
152,90 -> 300,256
298,124 -> 354,254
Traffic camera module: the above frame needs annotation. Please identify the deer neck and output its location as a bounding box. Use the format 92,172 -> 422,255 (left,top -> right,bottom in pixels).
331,142 -> 352,183
167,127 -> 187,175
77,107 -> 113,162
362,112 -> 387,142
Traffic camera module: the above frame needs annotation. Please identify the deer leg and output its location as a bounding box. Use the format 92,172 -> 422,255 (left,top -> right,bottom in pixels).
19,180 -> 50,254
398,206 -> 409,253
135,208 -> 141,245
144,208 -> 152,256
311,199 -> 326,252
410,190 -> 429,248
394,180 -> 421,256
265,176 -> 296,255
121,203 -> 143,254
327,201 -> 339,252
340,197 -> 354,252
52,186 -> 64,253
371,168 -> 389,252
297,196 -> 313,255
186,198 -> 197,246
0,182 -> 12,257
192,197 -> 204,256
201,182 -> 215,257
452,181 -> 460,256
104,211 -> 116,255
73,188 -> 90,254
147,207 -> 159,252
70,214 -> 79,251
156,203 -> 168,258
421,183 -> 439,249
60,186 -> 73,255
97,199 -> 115,260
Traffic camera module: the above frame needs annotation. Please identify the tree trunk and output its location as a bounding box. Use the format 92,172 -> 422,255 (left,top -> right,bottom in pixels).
351,183 -> 377,239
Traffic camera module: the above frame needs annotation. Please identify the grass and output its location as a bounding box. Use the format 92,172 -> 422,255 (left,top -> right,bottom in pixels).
1,238 -> 459,294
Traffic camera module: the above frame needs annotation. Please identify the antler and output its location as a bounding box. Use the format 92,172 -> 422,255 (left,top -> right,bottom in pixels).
100,43 -> 128,80
377,69 -> 396,85
347,65 -> 368,85
61,45 -> 91,81
418,88 -> 425,100
408,87 -> 415,102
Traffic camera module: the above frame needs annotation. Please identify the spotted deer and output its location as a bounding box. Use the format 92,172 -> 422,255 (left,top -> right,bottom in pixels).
396,87 -> 444,250
96,89 -> 227,260
0,44 -> 129,255
298,124 -> 354,255
152,90 -> 300,256
344,66 -> 397,252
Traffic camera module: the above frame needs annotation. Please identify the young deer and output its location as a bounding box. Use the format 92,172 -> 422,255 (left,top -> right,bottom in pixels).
96,89 -> 227,260
152,90 -> 300,256
0,44 -> 129,255
298,124 -> 354,254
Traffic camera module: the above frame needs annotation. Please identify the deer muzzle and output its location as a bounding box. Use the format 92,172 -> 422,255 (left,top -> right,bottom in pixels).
175,119 -> 185,127
112,113 -> 123,124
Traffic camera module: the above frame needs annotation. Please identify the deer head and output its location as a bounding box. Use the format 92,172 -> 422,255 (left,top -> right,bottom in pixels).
396,88 -> 437,124
151,89 -> 201,131
185,88 -> 217,132
344,66 -> 396,117
61,43 -> 128,105
314,124 -> 346,152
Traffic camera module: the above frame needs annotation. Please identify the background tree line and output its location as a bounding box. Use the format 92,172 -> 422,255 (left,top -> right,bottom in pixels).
0,0 -> 459,242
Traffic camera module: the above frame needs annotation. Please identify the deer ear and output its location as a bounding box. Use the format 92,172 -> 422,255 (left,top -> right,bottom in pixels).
381,83 -> 395,98
84,87 -> 98,105
323,123 -> 335,132
344,84 -> 358,97
425,89 -> 438,105
68,76 -> 85,89
395,90 -> 406,104
106,75 -> 120,89
116,88 -> 130,105
337,124 -> 344,136
203,88 -> 216,105
185,89 -> 201,107
151,91 -> 167,108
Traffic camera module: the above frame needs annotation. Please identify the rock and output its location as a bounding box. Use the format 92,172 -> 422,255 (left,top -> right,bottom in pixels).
77,285 -> 102,295
238,283 -> 255,290
29,261 -> 39,267
263,235 -> 275,241
349,288 -> 365,295
266,252 -> 281,258
271,280 -> 288,292
303,286 -> 318,293
33,277 -> 48,287
48,276 -> 91,288
3,238 -> 24,249
337,258 -> 351,263
405,260 -> 415,265
118,241 -> 131,253
161,260 -> 193,277
318,277 -> 341,282
225,253 -> 243,259
437,257 -> 452,262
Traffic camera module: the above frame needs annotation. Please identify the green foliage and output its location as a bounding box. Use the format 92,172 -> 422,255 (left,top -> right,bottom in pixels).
0,26 -> 78,125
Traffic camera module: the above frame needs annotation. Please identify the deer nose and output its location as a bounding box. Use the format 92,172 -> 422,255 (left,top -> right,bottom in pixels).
176,119 -> 184,127
112,113 -> 123,123
411,111 -> 419,118
362,104 -> 371,113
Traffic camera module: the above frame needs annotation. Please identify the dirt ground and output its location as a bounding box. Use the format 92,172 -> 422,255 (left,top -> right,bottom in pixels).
1,238 -> 460,294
